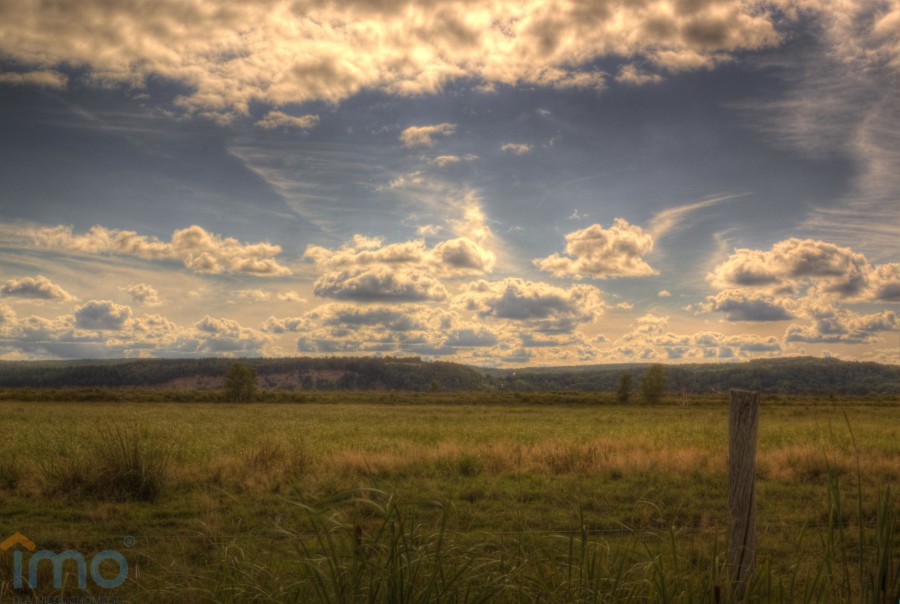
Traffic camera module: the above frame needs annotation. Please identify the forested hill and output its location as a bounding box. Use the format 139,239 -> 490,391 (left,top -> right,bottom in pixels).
0,356 -> 898,395
491,357 -> 900,395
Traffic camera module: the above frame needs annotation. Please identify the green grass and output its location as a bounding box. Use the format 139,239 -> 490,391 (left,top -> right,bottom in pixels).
0,394 -> 897,602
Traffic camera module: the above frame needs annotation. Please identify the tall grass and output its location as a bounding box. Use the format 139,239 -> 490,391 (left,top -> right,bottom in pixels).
39,425 -> 169,501
160,478 -> 895,603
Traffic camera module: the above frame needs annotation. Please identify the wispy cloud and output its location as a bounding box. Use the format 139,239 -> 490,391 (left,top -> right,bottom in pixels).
648,194 -> 743,239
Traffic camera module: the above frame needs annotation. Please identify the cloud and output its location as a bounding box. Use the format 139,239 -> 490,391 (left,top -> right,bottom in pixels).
432,238 -> 496,273
458,278 -> 604,333
181,316 -> 270,354
616,64 -> 662,85
277,291 -> 306,302
0,275 -> 74,301
74,300 -> 132,331
500,143 -> 532,155
648,194 -> 740,239
0,70 -> 67,88
32,224 -> 291,277
708,238 -> 895,300
700,290 -> 794,321
232,289 -> 271,302
255,111 -> 319,130
400,123 -> 456,147
658,290 -> 672,298
417,224 -> 444,237
867,263 -> 900,301
785,305 -> 898,344
0,303 -> 270,358
312,303 -> 441,332
260,316 -> 310,333
287,303 -> 507,357
0,303 -> 16,331
431,154 -> 478,167
305,233 -> 495,276
313,267 -> 449,302
120,283 -> 160,306
615,315 -> 784,360
534,218 -> 657,279
0,0 -> 782,117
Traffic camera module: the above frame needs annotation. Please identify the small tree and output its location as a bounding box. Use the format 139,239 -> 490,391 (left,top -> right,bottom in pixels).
616,372 -> 633,404
641,364 -> 667,405
225,361 -> 257,403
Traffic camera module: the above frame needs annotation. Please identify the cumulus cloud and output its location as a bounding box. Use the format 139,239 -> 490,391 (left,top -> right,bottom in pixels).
313,267 -> 448,302
867,263 -> 900,301
0,70 -> 67,88
32,224 -> 291,277
286,302 -> 506,357
0,275 -> 74,301
260,316 -> 310,334
181,316 -> 270,354
255,111 -> 319,130
785,304 -> 898,344
400,123 -> 456,147
615,314 -> 784,360
500,143 -> 532,155
305,233 -> 495,277
0,303 -> 16,331
313,304 -> 437,332
120,283 -> 160,306
708,238 -> 898,300
74,300 -> 132,331
0,0 -> 782,117
458,278 -> 604,333
1,303 -> 269,358
534,218 -> 657,279
700,290 -> 795,322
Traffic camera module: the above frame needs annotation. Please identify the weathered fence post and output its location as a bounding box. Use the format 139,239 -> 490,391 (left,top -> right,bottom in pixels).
728,388 -> 760,590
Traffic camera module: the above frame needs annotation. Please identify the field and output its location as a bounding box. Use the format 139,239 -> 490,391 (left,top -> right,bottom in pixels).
0,392 -> 897,602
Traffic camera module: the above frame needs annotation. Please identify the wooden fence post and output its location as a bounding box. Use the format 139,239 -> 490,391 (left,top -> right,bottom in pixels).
728,388 -> 760,589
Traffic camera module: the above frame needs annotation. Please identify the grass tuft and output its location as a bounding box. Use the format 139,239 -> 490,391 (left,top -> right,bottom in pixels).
0,454 -> 21,489
40,425 -> 169,501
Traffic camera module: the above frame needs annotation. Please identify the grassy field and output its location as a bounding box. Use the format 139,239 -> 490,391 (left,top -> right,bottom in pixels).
0,393 -> 897,602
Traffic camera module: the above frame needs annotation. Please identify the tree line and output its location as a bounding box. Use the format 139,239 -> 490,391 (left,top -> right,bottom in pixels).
0,356 -> 898,395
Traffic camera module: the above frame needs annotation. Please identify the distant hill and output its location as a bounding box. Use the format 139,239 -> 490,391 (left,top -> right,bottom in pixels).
0,357 -> 484,391
0,356 -> 898,395
488,357 -> 900,395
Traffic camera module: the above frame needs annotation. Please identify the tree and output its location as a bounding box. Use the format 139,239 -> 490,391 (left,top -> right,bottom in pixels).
225,361 -> 257,402
616,372 -> 633,404
641,364 -> 667,405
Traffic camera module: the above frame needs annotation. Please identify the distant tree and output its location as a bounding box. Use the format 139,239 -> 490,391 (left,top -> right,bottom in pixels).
616,372 -> 633,404
225,362 -> 257,403
641,364 -> 667,405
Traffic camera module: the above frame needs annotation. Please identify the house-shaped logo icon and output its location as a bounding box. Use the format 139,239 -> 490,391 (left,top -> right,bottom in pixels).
0,532 -> 36,552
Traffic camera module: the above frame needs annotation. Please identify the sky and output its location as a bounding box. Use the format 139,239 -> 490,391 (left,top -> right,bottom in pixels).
0,0 -> 897,366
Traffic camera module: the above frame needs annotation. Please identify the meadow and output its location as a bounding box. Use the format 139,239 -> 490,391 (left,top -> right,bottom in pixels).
0,392 -> 897,602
